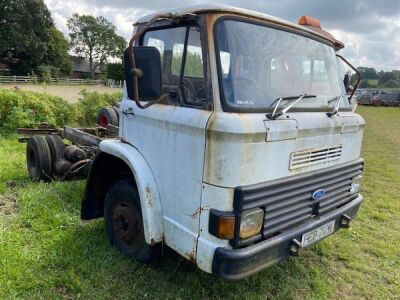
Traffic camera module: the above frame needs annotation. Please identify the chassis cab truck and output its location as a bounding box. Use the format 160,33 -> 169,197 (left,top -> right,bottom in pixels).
81,5 -> 364,279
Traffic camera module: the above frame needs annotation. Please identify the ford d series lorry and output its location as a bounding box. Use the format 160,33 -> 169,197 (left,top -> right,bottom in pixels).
21,5 -> 364,279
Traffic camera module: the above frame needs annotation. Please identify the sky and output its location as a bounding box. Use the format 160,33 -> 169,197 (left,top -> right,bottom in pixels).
44,0 -> 400,71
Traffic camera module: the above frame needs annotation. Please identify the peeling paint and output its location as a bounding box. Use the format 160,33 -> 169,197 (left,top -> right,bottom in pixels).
144,185 -> 153,207
187,205 -> 210,219
204,111 -> 365,188
187,207 -> 201,219
99,140 -> 164,245
185,249 -> 196,264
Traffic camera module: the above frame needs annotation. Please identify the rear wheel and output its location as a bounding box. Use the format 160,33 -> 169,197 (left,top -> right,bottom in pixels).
104,179 -> 156,263
96,107 -> 119,128
45,135 -> 65,171
111,106 -> 120,120
26,136 -> 52,181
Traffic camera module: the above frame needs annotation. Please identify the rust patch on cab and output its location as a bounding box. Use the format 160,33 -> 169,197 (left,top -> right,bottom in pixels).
185,249 -> 196,264
144,185 -> 153,207
187,205 -> 210,219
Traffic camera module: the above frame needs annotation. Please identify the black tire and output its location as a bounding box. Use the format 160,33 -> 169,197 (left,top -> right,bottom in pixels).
45,135 -> 65,171
26,135 -> 52,181
111,106 -> 120,120
55,159 -> 73,178
104,179 -> 156,263
97,107 -> 119,128
64,145 -> 87,163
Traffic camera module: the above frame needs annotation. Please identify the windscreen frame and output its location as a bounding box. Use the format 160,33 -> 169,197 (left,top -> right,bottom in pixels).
213,15 -> 352,113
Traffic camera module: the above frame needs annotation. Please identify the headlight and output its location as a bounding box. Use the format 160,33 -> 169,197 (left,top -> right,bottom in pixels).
350,175 -> 362,194
240,208 -> 264,239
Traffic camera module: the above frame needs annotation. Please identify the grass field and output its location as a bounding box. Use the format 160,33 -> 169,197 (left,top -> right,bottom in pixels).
0,84 -> 121,103
0,106 -> 399,299
366,79 -> 379,86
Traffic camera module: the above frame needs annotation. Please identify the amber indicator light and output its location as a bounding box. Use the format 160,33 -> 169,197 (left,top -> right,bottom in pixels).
298,16 -> 322,29
216,216 -> 235,239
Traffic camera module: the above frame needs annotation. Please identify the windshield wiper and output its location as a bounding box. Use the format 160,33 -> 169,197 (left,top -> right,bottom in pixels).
326,94 -> 345,118
266,94 -> 317,120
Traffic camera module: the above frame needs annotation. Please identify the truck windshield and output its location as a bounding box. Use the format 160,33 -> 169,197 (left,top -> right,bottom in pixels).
215,19 -> 348,111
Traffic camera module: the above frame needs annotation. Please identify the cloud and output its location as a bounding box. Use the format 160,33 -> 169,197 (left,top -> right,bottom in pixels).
44,0 -> 399,71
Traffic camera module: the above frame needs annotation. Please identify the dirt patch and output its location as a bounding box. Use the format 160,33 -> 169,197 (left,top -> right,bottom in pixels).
0,192 -> 17,216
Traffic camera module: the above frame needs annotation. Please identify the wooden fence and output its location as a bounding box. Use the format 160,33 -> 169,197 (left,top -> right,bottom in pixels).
0,75 -> 103,85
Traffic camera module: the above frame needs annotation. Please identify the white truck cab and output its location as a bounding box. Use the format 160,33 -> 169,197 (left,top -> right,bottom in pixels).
81,5 -> 364,279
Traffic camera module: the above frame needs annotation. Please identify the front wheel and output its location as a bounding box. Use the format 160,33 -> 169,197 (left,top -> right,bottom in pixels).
104,179 -> 157,263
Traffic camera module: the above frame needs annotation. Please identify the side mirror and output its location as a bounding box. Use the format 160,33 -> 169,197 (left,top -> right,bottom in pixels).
336,55 -> 360,101
343,74 -> 350,93
124,46 -> 161,100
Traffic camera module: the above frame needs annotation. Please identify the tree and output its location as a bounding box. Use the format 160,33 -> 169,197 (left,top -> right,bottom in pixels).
172,52 -> 203,77
0,0 -> 52,74
358,79 -> 373,88
68,14 -> 127,79
103,63 -> 124,81
382,79 -> 400,89
357,67 -> 378,80
43,28 -> 72,76
378,71 -> 397,85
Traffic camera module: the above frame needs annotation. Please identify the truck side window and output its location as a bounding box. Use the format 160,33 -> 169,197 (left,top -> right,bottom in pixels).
142,26 -> 207,107
172,33 -> 204,78
146,37 -> 165,66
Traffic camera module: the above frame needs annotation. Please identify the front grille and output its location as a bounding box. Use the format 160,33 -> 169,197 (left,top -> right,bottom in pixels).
233,160 -> 363,246
290,145 -> 342,169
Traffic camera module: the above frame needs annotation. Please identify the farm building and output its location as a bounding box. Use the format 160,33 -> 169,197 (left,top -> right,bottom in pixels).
70,56 -> 101,79
0,62 -> 11,75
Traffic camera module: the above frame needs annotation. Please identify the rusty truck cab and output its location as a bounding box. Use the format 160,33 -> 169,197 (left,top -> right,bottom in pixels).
85,5 -> 365,279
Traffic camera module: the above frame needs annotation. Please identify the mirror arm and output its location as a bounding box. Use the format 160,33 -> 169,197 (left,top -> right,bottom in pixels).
336,54 -> 361,101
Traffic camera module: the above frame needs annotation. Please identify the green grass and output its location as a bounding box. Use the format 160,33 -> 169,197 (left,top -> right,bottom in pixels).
1,106 -> 399,299
366,79 -> 379,86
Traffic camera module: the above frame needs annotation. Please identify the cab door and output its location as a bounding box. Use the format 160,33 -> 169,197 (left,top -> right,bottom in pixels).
120,23 -> 212,260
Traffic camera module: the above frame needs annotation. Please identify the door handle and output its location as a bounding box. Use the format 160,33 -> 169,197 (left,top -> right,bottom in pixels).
122,108 -> 135,116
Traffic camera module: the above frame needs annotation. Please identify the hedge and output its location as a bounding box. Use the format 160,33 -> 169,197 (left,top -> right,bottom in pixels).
0,89 -> 122,132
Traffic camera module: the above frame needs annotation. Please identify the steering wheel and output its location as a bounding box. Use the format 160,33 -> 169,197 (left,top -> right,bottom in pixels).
180,78 -> 196,103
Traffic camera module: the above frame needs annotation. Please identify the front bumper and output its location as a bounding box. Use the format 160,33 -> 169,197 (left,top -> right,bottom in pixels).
212,194 -> 363,280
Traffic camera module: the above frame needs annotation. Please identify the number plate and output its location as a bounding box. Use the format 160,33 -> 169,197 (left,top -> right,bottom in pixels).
301,220 -> 335,247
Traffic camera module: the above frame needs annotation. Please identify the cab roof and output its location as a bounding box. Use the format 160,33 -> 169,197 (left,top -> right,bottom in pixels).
136,4 -> 344,50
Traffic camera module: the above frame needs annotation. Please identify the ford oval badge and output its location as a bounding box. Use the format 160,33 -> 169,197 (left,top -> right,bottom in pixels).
312,189 -> 325,200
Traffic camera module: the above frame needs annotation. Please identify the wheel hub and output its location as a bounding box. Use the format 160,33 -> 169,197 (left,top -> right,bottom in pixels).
112,202 -> 140,247
99,115 -> 108,127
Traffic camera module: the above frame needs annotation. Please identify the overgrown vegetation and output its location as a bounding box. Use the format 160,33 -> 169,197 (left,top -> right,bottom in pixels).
0,90 -> 76,131
0,89 -> 122,131
0,106 -> 399,298
74,90 -> 121,126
